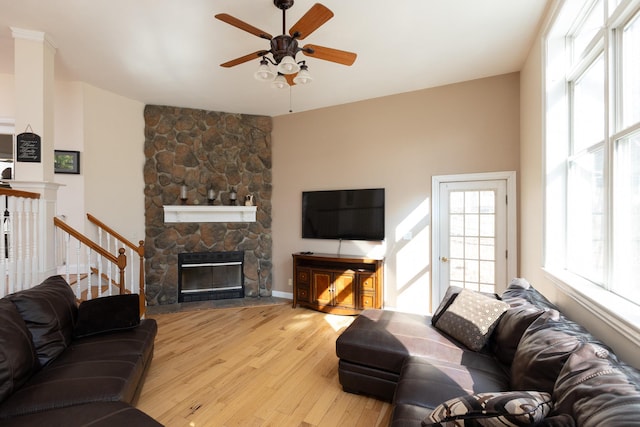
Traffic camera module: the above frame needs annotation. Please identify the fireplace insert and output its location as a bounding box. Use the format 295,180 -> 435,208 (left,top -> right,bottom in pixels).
178,251 -> 244,302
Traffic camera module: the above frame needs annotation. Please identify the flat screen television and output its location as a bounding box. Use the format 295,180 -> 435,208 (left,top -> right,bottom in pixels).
302,188 -> 385,241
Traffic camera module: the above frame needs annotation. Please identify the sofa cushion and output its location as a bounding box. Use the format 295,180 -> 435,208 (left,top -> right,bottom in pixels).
552,342 -> 640,427
74,294 -> 140,338
490,302 -> 545,365
0,299 -> 38,403
510,310 -> 583,393
336,309 -> 491,376
393,355 -> 510,412
0,319 -> 157,419
434,289 -> 509,351
501,280 -> 559,312
506,277 -> 531,290
390,403 -> 433,427
8,276 -> 78,367
0,401 -> 163,427
424,390 -> 552,426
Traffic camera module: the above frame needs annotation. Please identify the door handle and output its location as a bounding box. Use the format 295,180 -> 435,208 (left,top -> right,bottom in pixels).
440,256 -> 449,263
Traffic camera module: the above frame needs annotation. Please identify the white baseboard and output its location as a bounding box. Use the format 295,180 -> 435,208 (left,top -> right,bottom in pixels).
272,290 -> 292,300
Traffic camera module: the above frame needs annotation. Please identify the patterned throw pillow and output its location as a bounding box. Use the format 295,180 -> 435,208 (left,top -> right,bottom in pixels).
423,390 -> 553,427
435,289 -> 509,351
431,285 -> 463,325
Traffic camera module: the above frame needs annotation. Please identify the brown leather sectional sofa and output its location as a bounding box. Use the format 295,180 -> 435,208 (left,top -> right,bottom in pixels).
0,275 -> 161,426
336,279 -> 640,426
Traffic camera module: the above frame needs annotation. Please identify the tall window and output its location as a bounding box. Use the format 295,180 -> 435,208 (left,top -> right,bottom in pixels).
545,1 -> 640,306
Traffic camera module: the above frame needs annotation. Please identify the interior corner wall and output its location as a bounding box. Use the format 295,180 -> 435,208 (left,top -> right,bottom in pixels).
54,81 -> 85,233
272,73 -> 521,314
81,84 -> 145,243
52,82 -> 144,242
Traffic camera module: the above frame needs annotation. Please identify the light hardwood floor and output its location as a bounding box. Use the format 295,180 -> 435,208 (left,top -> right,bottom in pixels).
137,302 -> 392,427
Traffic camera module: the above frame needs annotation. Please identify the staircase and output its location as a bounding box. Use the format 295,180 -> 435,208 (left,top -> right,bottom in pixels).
1,188 -> 146,315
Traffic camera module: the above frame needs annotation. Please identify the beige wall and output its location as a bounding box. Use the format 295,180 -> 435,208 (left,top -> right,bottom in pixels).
272,73 -> 520,313
54,81 -> 85,233
519,4 -> 639,367
53,82 -> 145,241
81,84 -> 145,243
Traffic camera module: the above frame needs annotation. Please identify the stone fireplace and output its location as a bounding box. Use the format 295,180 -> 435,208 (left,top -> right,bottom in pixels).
143,105 -> 273,305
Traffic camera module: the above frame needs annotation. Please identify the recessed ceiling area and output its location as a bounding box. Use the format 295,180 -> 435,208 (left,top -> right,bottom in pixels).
0,0 -> 550,116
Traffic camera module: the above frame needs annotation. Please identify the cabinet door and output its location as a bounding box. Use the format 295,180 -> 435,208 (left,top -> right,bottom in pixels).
334,272 -> 355,309
313,271 -> 333,306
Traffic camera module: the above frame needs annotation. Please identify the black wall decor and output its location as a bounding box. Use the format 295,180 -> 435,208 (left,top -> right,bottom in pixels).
16,132 -> 41,163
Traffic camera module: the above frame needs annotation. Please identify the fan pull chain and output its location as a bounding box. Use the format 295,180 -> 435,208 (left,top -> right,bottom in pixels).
289,86 -> 293,113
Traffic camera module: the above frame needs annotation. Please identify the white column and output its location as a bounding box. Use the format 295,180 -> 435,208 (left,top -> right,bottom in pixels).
11,29 -> 60,281
12,27 -> 56,182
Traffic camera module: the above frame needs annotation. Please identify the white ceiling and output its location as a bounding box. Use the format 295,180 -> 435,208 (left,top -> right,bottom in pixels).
0,0 -> 549,117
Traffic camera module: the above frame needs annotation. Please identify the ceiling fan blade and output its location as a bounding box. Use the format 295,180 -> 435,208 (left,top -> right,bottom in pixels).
302,44 -> 357,66
220,51 -> 268,68
215,13 -> 272,40
289,3 -> 333,40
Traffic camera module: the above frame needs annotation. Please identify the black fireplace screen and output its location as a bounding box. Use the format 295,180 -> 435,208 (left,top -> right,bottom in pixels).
178,251 -> 244,302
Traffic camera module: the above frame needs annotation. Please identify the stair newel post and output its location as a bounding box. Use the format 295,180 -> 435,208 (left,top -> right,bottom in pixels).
137,240 -> 145,315
117,247 -> 126,295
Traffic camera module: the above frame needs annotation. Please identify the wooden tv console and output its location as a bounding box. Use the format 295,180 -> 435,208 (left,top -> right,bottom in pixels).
292,252 -> 384,315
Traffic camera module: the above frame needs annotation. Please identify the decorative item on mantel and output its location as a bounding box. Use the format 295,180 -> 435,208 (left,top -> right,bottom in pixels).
229,187 -> 237,206
207,188 -> 216,205
180,184 -> 188,205
244,194 -> 254,206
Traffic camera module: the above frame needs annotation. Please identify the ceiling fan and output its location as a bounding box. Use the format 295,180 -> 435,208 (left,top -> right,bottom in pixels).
215,0 -> 357,87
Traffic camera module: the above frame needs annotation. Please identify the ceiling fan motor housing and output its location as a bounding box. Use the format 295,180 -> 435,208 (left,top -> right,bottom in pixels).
271,35 -> 299,63
274,0 -> 294,10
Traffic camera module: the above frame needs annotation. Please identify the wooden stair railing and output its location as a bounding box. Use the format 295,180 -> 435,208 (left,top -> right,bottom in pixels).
0,187 -> 41,200
54,216 -> 127,301
87,213 -> 146,315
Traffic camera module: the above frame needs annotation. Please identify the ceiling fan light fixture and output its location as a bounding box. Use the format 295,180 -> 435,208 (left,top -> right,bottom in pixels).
217,2 -> 358,95
293,64 -> 312,85
276,55 -> 300,74
254,59 -> 275,81
271,73 -> 288,89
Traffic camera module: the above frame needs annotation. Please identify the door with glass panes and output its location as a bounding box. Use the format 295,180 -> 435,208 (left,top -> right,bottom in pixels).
436,179 -> 508,304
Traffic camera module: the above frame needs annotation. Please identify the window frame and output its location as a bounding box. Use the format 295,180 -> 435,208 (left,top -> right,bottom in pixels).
543,0 -> 640,345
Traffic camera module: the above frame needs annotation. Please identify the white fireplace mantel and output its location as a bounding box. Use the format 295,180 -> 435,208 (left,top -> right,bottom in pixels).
163,205 -> 257,223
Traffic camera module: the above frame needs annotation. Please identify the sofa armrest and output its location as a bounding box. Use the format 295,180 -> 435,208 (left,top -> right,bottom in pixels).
74,294 -> 140,338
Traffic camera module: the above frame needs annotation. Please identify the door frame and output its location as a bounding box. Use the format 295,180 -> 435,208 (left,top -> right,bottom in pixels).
431,171 -> 517,312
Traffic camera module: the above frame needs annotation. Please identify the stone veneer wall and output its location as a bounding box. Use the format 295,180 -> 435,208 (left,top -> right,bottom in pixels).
143,105 -> 273,305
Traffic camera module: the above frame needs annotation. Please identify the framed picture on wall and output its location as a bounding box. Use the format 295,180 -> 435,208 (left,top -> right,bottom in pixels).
54,150 -> 80,174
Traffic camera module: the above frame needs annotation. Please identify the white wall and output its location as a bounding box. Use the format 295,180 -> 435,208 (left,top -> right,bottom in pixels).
272,73 -> 521,314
